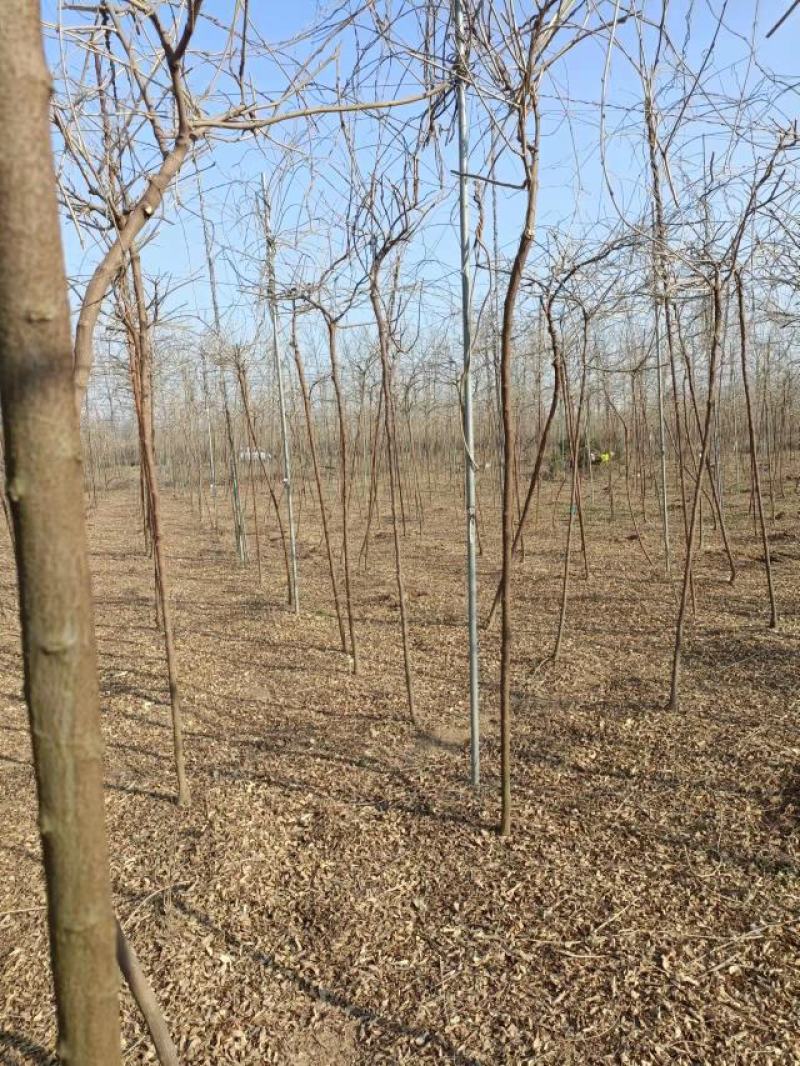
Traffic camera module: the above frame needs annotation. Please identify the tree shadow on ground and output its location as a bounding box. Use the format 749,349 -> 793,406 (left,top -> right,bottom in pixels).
106,781 -> 176,805
0,1029 -> 55,1065
768,763 -> 800,834
174,897 -> 488,1066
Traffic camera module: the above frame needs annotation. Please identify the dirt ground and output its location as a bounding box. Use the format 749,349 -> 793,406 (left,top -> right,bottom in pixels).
1,470 -> 799,1064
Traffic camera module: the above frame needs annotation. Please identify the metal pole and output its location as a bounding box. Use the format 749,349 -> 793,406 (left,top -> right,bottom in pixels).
654,297 -> 670,575
261,176 -> 299,613
454,0 -> 480,788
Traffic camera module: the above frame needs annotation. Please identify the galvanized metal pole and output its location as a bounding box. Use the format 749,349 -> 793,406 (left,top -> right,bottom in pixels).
261,176 -> 299,613
454,0 -> 481,787
654,295 -> 670,576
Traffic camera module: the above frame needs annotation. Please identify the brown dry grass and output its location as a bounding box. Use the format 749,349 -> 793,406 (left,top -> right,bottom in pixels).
1,471 -> 799,1064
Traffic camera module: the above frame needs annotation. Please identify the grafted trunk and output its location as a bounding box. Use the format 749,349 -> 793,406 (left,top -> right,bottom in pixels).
0,5 -> 122,1059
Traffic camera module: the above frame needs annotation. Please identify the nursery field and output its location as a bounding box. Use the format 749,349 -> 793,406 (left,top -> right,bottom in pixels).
1,478 -> 798,1064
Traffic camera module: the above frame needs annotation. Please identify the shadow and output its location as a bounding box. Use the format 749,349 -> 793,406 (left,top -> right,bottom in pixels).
102,679 -> 168,705
113,708 -> 172,731
213,760 -> 482,833
106,781 -> 176,805
0,1029 -> 55,1065
767,763 -> 800,834
619,819 -> 797,878
183,692 -> 407,729
0,752 -> 31,769
175,898 -> 488,1066
0,841 -> 40,865
107,739 -> 165,762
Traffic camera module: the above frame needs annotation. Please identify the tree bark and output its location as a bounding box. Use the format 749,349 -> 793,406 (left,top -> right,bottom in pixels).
115,919 -> 178,1066
0,5 -> 122,1060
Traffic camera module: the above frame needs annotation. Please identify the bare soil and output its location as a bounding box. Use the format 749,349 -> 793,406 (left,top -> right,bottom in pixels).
1,473 -> 799,1064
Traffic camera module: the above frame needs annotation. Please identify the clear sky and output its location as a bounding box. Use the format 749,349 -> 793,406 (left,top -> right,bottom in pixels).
47,0 -> 800,389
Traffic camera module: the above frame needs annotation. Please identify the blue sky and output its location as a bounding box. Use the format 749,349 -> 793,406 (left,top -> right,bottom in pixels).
47,1 -> 800,382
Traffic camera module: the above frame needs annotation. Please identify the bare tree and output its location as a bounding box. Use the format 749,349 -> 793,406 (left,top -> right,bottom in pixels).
0,5 -> 121,1059
117,250 -> 190,806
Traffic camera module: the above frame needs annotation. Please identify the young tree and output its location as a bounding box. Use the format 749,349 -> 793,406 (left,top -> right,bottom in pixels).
116,250 -> 190,807
0,4 -> 121,1060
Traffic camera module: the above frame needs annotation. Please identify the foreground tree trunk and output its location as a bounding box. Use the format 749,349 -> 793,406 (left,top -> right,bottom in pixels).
0,5 -> 122,1060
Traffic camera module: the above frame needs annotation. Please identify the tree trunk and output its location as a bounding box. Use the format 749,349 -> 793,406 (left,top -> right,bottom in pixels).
290,311 -> 347,654
234,360 -> 293,602
499,104 -> 541,837
669,273 -> 723,711
0,6 -> 122,1059
115,919 -> 178,1066
370,271 -> 417,727
736,273 -> 777,628
129,251 -> 190,807
327,319 -> 360,672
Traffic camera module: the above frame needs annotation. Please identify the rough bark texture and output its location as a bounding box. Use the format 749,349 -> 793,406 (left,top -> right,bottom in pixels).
0,4 -> 122,1061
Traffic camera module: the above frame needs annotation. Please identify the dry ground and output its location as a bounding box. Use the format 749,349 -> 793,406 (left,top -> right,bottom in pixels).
1,469 -> 799,1064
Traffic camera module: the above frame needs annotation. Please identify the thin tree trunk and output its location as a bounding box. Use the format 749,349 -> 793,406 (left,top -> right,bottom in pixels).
290,311 -> 347,653
221,375 -> 248,564
485,339 -> 560,628
360,385 -> 384,568
499,100 -> 541,837
669,273 -> 723,711
736,273 -> 777,627
327,318 -> 360,672
552,326 -> 588,662
115,920 -> 178,1066
234,361 -> 292,602
129,251 -> 190,807
370,271 -> 417,727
